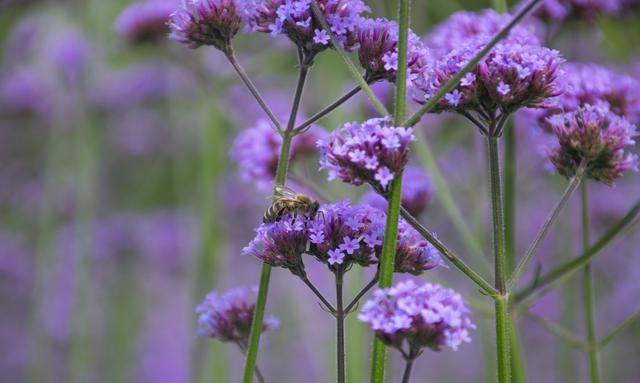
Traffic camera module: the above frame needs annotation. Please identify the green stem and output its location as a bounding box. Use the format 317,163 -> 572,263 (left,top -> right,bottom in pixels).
581,183 -> 602,383
510,318 -> 527,383
412,130 -> 489,272
507,168 -> 584,290
503,124 -> 516,274
598,310 -> 640,348
495,297 -> 512,383
242,59 -> 309,383
294,84 -> 363,133
487,136 -> 511,383
399,206 -> 497,296
309,0 -> 390,117
393,0 -> 410,123
370,176 -> 404,383
403,0 -> 542,127
513,200 -> 640,308
336,270 -> 346,383
225,50 -> 284,132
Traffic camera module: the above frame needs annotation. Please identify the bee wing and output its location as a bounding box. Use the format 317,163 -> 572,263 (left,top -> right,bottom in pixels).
274,186 -> 299,198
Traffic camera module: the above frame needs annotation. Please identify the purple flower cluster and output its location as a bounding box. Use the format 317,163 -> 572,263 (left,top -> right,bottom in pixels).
244,0 -> 369,53
169,0 -> 243,51
358,279 -> 475,353
115,1 -> 176,44
196,286 -> 279,343
242,201 -> 442,274
230,119 -> 323,191
528,0 -> 622,21
354,18 -> 427,83
318,117 -> 415,193
426,9 -> 541,52
547,105 -> 638,184
413,38 -> 564,121
361,165 -> 433,217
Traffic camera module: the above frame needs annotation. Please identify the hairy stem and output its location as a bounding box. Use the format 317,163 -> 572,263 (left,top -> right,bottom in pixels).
495,296 -> 512,383
225,51 -> 284,132
508,167 -> 584,290
581,183 -> 602,383
336,270 -> 346,383
295,84 -> 363,132
403,0 -> 543,127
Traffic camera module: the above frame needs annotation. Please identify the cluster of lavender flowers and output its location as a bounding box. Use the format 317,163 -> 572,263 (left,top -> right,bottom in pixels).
230,119 -> 322,191
169,0 -> 243,51
243,201 -> 442,275
413,36 -> 564,126
359,279 -> 475,354
317,117 -> 415,194
196,286 -> 279,344
354,18 -> 428,83
547,105 -> 639,184
361,165 -> 433,217
244,0 -> 369,54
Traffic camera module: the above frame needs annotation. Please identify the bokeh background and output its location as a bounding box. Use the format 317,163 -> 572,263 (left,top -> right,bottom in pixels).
1,0 -> 640,382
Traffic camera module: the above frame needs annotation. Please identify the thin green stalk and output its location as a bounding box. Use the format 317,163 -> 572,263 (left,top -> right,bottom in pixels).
336,270 -> 346,383
495,297 -> 512,383
503,125 -> 516,274
507,168 -> 585,290
242,59 -> 309,383
309,0 -> 390,117
295,84 -> 363,133
581,183 -> 602,383
225,50 -> 284,132
399,206 -> 497,296
370,175 -> 404,383
513,200 -> 640,308
487,136 -> 511,383
371,0 -> 410,379
412,130 -> 489,272
598,311 -> 640,348
526,313 -> 589,351
510,318 -> 527,383
403,0 -> 542,128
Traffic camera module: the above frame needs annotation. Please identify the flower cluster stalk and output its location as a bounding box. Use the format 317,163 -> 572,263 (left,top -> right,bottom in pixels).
581,183 -> 602,383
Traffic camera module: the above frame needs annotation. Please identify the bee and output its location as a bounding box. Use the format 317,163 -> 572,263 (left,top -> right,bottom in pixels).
263,186 -> 320,224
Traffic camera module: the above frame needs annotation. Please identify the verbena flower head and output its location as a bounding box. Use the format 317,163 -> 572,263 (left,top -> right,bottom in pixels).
196,286 -> 279,343
528,0 -> 621,21
426,9 -> 541,52
230,119 -> 322,191
244,0 -> 369,54
359,279 -> 475,354
318,117 -> 415,194
547,105 -> 639,184
243,201 -> 442,274
169,0 -> 243,51
361,165 -> 433,217
115,1 -> 176,44
413,38 -> 564,124
354,18 -> 428,83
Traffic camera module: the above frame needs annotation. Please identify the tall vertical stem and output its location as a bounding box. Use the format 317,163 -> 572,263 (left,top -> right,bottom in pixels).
336,270 -> 346,383
242,58 -> 309,383
487,136 -> 511,383
370,0 -> 410,380
581,182 -> 602,383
